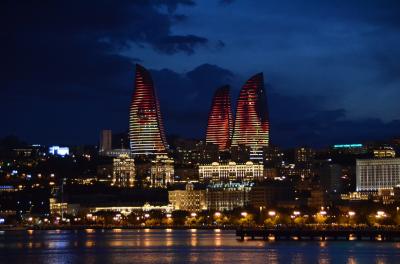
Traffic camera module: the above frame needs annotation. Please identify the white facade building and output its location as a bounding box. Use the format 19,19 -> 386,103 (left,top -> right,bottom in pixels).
199,161 -> 264,183
356,158 -> 400,191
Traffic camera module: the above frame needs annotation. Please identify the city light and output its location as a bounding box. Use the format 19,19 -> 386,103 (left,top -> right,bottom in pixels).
214,212 -> 221,217
241,212 -> 248,217
268,211 -> 276,217
191,212 -> 197,217
348,211 -> 356,217
376,211 -> 387,218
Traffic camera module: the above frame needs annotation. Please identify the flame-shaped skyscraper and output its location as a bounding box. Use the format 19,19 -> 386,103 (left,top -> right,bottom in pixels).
206,85 -> 234,151
231,73 -> 269,149
129,64 -> 168,155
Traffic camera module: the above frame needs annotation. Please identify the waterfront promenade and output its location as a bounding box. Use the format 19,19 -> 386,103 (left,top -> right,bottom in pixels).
236,226 -> 400,241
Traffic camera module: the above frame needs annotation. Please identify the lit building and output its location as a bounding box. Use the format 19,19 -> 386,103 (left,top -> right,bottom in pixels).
206,183 -> 252,211
49,198 -> 80,216
168,182 -> 206,212
88,203 -> 172,216
356,158 -> 400,191
112,154 -> 135,187
99,129 -> 112,153
129,64 -> 168,156
373,147 -> 396,158
199,161 -> 264,183
231,73 -> 270,155
150,155 -> 174,188
331,144 -> 366,155
295,147 -> 315,163
103,148 -> 131,158
48,146 -> 69,157
206,85 -> 233,151
341,192 -> 370,201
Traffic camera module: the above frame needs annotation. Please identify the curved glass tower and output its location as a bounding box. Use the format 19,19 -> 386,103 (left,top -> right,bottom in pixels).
206,85 -> 233,151
231,73 -> 269,149
129,64 -> 168,155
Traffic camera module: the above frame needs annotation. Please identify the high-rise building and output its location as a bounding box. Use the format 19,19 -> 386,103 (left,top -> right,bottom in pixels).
231,73 -> 270,151
356,158 -> 400,191
99,130 -> 112,153
129,64 -> 168,156
319,164 -> 343,193
112,154 -> 135,187
206,85 -> 233,151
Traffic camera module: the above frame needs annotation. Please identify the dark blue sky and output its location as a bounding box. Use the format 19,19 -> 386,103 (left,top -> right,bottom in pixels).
2,0 -> 400,147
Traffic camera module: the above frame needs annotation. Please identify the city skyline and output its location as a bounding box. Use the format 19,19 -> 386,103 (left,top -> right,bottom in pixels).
3,2 -> 400,262
2,1 -> 400,147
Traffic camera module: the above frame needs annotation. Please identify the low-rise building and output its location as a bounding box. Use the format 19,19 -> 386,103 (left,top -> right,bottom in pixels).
168,182 -> 206,212
150,155 -> 174,188
249,180 -> 294,209
206,183 -> 252,211
199,161 -> 263,183
112,154 -> 135,187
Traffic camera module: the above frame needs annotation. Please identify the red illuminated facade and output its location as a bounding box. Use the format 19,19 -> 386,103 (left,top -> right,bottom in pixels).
231,73 -> 270,149
206,85 -> 234,151
129,64 -> 168,155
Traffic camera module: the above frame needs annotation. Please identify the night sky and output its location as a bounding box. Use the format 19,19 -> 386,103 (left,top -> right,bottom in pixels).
2,0 -> 400,147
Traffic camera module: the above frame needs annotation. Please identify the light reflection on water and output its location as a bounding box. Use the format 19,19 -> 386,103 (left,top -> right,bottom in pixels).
0,229 -> 400,263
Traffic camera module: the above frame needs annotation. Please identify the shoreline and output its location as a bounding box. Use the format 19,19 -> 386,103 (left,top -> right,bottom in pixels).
0,225 -> 237,231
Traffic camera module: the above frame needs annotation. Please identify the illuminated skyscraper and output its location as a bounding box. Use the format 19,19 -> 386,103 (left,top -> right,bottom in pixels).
231,73 -> 270,149
206,85 -> 233,151
129,64 -> 168,155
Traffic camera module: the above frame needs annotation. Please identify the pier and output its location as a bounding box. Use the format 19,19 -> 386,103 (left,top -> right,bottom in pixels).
236,227 -> 400,242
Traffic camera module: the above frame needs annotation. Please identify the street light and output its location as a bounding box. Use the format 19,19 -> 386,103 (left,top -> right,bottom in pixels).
268,211 -> 276,217
191,212 -> 197,217
376,211 -> 386,218
144,213 -> 150,218
241,212 -> 248,217
348,211 -> 356,217
166,214 -> 172,218
214,212 -> 221,217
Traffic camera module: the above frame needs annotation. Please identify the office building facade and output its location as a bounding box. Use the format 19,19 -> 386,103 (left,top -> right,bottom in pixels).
356,158 -> 400,191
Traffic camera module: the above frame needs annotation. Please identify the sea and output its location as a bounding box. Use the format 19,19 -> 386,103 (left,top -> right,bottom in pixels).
0,229 -> 399,263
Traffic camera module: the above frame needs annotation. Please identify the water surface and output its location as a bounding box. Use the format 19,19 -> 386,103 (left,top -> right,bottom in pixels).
0,229 -> 399,263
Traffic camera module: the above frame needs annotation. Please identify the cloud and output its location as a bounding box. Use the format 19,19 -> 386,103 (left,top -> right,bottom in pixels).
154,35 -> 208,54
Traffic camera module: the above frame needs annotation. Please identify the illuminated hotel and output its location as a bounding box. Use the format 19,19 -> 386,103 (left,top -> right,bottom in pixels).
206,85 -> 233,151
112,154 -> 135,187
129,64 -> 168,156
149,155 -> 174,188
356,158 -> 400,191
231,73 -> 269,161
199,161 -> 264,183
168,182 -> 207,212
